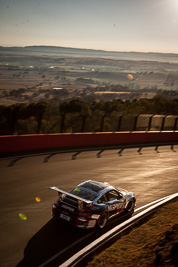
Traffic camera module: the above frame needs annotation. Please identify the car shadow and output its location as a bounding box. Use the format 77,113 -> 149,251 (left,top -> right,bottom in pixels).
17,212 -> 133,267
16,218 -> 90,267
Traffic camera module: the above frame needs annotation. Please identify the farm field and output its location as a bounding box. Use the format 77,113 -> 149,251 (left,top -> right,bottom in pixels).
0,46 -> 178,105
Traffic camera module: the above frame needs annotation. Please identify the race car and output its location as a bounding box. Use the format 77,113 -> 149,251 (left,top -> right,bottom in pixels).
50,180 -> 136,229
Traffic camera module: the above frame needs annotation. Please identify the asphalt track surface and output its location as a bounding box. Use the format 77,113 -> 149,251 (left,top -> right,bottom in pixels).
0,146 -> 178,267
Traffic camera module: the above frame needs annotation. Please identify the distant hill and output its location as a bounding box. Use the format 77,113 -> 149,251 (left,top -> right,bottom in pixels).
0,45 -> 178,63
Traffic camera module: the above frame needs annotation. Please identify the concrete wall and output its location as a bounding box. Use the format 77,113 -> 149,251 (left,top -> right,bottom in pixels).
0,131 -> 178,155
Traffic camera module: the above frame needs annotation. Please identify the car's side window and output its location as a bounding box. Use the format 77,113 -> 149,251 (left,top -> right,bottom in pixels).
97,194 -> 107,204
107,190 -> 121,201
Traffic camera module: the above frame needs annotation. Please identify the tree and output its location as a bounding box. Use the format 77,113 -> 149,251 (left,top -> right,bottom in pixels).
27,102 -> 48,133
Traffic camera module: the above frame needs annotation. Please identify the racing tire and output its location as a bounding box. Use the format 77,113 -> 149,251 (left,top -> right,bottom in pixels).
97,212 -> 108,229
126,199 -> 135,212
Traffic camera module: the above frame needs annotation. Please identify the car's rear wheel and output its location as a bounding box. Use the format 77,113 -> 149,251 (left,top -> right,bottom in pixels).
97,212 -> 108,229
126,199 -> 135,212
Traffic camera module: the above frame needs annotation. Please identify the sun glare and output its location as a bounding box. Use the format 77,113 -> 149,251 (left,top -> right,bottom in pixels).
173,0 -> 178,7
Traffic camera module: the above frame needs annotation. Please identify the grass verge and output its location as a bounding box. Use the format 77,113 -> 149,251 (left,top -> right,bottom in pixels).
86,200 -> 178,267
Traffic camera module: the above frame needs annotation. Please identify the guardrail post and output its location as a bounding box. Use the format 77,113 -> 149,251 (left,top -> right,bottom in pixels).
117,115 -> 123,131
10,106 -> 20,135
37,117 -> 42,134
133,115 -> 139,131
161,115 -> 166,131
81,115 -> 87,132
60,113 -> 65,133
10,111 -> 17,135
174,116 -> 178,131
147,115 -> 154,131
100,115 -> 105,132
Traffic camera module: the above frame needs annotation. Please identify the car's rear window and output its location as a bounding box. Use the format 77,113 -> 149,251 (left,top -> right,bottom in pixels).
71,187 -> 97,201
81,181 -> 107,193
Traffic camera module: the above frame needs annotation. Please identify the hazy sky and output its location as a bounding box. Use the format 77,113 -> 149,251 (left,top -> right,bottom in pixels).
1,0 -> 178,53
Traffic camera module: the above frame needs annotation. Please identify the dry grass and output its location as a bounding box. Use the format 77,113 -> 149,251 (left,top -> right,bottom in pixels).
86,200 -> 178,267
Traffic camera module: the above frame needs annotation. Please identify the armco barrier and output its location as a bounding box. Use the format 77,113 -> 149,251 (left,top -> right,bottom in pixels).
0,131 -> 178,154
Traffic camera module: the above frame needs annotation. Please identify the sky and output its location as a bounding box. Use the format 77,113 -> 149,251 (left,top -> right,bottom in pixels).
0,0 -> 178,53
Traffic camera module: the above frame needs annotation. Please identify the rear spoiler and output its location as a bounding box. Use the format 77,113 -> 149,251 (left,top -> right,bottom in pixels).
50,186 -> 92,205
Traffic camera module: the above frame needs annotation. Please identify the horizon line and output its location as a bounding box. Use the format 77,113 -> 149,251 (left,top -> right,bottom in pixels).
0,45 -> 178,55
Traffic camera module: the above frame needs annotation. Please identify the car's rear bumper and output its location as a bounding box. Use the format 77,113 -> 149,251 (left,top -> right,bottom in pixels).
76,217 -> 97,229
51,211 -> 97,229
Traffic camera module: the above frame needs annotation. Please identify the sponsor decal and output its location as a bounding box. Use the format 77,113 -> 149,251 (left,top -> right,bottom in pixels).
60,213 -> 70,221
108,202 -> 125,212
62,204 -> 74,212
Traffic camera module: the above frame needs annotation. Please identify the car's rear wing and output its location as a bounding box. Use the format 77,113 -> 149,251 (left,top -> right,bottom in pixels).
50,186 -> 92,210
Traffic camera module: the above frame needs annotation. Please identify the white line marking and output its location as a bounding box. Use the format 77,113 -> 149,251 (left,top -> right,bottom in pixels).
135,195 -> 169,212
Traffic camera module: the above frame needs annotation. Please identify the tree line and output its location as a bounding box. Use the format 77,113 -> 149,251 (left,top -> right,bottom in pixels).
0,95 -> 178,135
